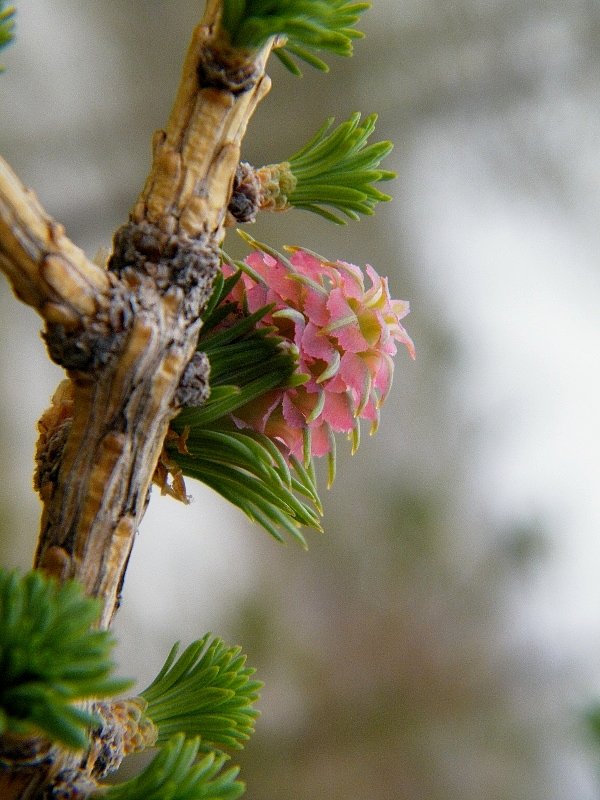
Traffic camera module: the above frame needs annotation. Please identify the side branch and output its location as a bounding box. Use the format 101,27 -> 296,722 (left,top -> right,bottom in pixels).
0,157 -> 110,322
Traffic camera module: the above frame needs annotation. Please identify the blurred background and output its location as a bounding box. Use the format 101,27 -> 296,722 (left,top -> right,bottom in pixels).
2,1 -> 600,798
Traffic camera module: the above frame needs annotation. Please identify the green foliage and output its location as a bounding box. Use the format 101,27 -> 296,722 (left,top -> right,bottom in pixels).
220,0 -> 370,75
0,569 -> 132,749
99,733 -> 245,800
183,270 -> 299,427
287,112 -> 395,223
140,635 -> 262,751
0,1 -> 15,69
169,266 -> 323,546
586,704 -> 600,746
170,428 -> 322,547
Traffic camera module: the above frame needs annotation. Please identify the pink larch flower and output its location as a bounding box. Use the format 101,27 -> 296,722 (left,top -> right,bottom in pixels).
222,244 -> 414,475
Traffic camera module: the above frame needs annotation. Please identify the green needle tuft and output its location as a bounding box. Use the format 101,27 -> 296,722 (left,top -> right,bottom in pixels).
139,635 -> 262,751
220,1 -> 370,75
0,569 -> 132,750
99,733 -> 245,800
286,112 -> 395,223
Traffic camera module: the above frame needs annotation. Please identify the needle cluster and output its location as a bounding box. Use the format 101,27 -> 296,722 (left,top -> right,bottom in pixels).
0,1 -> 14,69
0,569 -> 131,750
220,0 -> 370,74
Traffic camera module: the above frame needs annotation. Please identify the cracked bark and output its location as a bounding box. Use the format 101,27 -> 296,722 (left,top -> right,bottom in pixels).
0,3 -> 271,795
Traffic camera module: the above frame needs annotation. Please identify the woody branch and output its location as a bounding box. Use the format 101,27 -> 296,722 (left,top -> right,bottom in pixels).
0,4 -> 271,631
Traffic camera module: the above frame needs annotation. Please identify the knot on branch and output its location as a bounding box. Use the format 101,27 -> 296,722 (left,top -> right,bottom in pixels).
89,698 -> 157,780
42,279 -> 134,373
108,221 -> 219,320
197,44 -> 261,95
227,161 -> 260,224
175,351 -> 210,408
41,769 -> 98,800
42,322 -> 121,374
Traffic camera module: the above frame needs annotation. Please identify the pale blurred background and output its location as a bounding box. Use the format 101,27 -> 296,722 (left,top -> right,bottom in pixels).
2,2 -> 600,798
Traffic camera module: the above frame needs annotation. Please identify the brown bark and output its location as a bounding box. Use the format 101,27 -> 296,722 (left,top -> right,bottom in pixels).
0,3 -> 272,795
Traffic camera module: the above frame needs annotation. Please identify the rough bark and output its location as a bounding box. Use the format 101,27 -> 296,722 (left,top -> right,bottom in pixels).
0,3 -> 271,795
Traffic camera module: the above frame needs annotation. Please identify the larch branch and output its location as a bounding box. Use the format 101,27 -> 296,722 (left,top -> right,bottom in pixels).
0,3 -> 273,795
